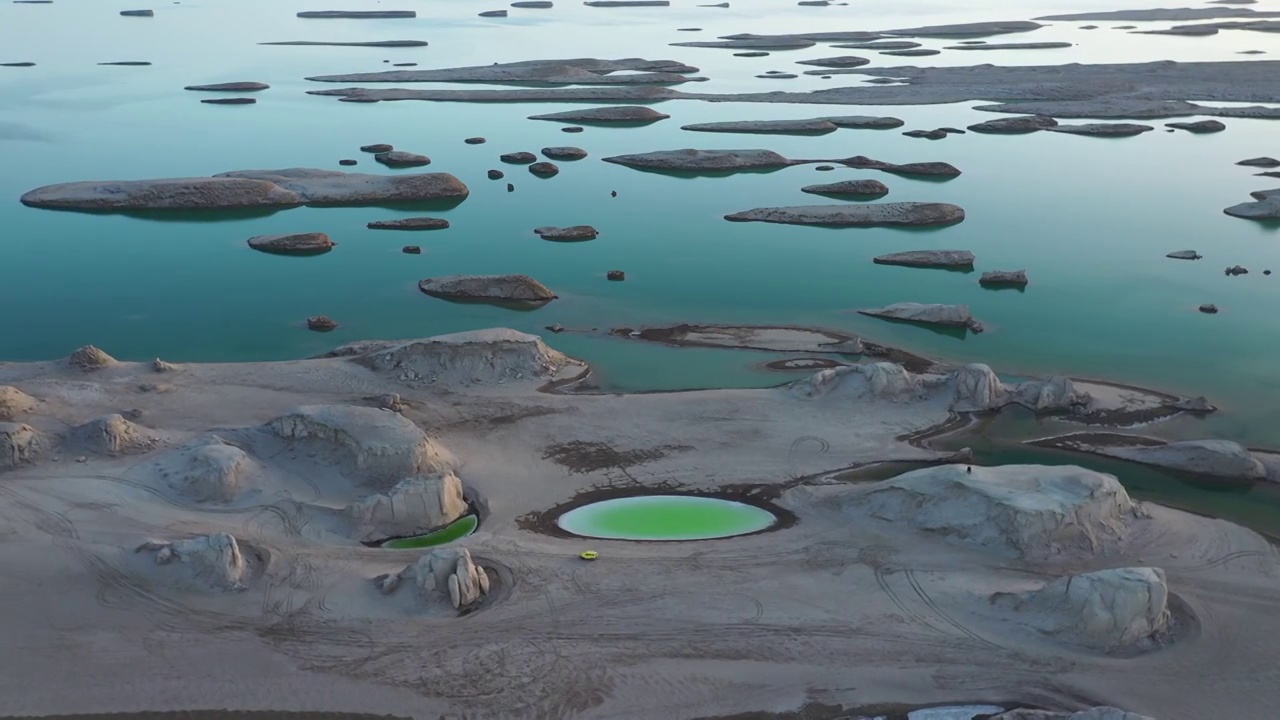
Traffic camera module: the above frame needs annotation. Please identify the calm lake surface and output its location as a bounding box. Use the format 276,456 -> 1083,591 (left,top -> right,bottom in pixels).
2,0 -> 1279,447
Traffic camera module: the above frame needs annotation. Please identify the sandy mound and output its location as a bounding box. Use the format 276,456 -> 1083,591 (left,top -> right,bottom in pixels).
1,422 -> 41,470
347,473 -> 468,542
152,436 -> 255,502
381,547 -> 490,609
0,385 -> 37,421
859,464 -> 1139,560
67,345 -> 117,371
1106,439 -> 1267,481
73,414 -> 159,456
788,362 -> 1091,414
266,404 -> 454,487
993,568 -> 1172,653
335,328 -> 579,386
137,533 -> 247,590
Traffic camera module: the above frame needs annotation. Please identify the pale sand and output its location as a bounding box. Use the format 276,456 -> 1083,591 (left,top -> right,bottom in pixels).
1,332 -> 1278,719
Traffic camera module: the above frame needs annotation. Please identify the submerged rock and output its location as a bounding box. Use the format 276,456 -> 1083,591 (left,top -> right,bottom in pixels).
858,302 -> 984,332
528,105 -> 670,123
347,473 -> 468,542
725,203 -> 964,227
268,404 -> 455,485
419,274 -> 557,307
22,168 -> 469,211
858,464 -> 1137,561
802,179 -> 890,197
367,217 -> 449,231
375,150 -> 431,168
1047,123 -> 1155,137
872,250 -> 974,268
0,387 -> 37,422
534,225 -> 599,241
141,533 -> 247,590
1166,119 -> 1226,133
979,269 -> 1029,286
541,146 -> 587,160
247,232 -> 335,255
0,423 -> 40,470
297,10 -> 417,18
184,81 -> 269,92
993,567 -> 1171,652
967,115 -> 1058,133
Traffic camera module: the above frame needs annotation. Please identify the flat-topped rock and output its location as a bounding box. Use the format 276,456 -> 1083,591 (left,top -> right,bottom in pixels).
946,41 -> 1073,49
1035,7 -> 1280,21
832,40 -> 922,50
882,20 -> 1044,37
528,105 -> 670,123
824,115 -> 905,128
308,58 -> 701,85
512,1 -> 554,6
329,328 -> 577,385
367,217 -> 449,231
1046,123 -> 1155,137
261,40 -> 430,47
1237,156 -> 1280,167
534,225 -> 599,241
859,302 -> 983,332
604,148 -> 793,172
994,568 -> 1172,652
683,119 -> 839,134
541,146 -> 587,160
374,150 -> 431,168
22,168 -> 469,211
802,180 -> 890,197
980,269 -> 1029,286
479,9 -> 508,16
725,202 -> 964,227
880,48 -> 941,56
795,55 -> 870,68
184,82 -> 269,92
500,151 -> 537,164
840,155 -> 962,177
585,0 -> 670,5
755,73 -> 798,79
968,115 -> 1059,133
1105,439 -> 1267,481
1224,188 -> 1280,220
873,250 -> 974,268
247,232 -> 336,255
1166,120 -> 1226,133
672,38 -> 817,49
201,98 -> 256,105
297,10 -> 417,18
120,9 -> 153,16
1166,250 -> 1202,260
419,274 -> 557,307
361,143 -> 393,153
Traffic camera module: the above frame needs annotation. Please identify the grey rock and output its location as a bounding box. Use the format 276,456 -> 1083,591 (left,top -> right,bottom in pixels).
487,169 -> 504,179
979,269 -> 1029,286
374,150 -> 431,168
297,11 -> 417,18
1226,264 -> 1249,275
840,155 -> 962,177
585,0 -> 669,5
1107,439 -> 1267,481
945,41 -> 1073,49
756,73 -> 798,79
904,128 -> 949,140
419,274 -> 557,306
561,126 -> 585,132
528,105 -> 670,123
464,136 -> 486,144
307,316 -> 338,332
479,9 -> 508,16
993,568 -> 1172,652
725,202 -> 964,227
201,98 -> 255,105
879,48 -> 941,56
338,159 -> 357,166
309,58 -> 701,85
733,51 -> 770,57
673,38 -> 817,49
823,115 -> 905,128
367,217 -> 450,231
247,232 -> 336,255
1047,123 -> 1155,137
1166,250 -> 1202,260
802,179 -> 890,197
795,55 -> 870,68
1170,395 -> 1216,412
1237,156 -> 1280,167
1200,303 -> 1219,314
682,119 -> 840,134
360,143 -> 393,153
541,146 -> 587,160
0,386 -> 37,423
347,474 -> 468,542
881,20 -> 1044,37
529,161 -> 560,176
120,9 -> 153,16
604,148 -> 792,171
402,245 -> 421,254
831,40 -> 922,49
859,302 -> 984,332
184,82 -> 269,92
967,114 -> 1058,133
261,40 -> 429,47
0,423 -> 40,470
500,151 -> 537,164
534,225 -> 599,241
1225,188 -> 1280,219
607,270 -> 626,280
512,1 -> 554,7
873,250 -> 974,268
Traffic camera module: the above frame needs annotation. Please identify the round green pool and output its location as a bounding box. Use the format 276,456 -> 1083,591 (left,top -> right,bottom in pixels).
381,515 -> 478,550
556,495 -> 777,541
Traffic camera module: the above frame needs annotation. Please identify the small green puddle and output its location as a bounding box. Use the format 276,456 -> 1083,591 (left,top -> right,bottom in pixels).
556,495 -> 777,541
381,515 -> 478,549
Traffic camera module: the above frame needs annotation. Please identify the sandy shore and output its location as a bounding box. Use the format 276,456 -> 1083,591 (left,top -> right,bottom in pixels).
1,330 -> 1277,719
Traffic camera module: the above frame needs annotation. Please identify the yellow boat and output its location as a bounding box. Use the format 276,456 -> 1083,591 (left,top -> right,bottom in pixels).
579,550 -> 599,561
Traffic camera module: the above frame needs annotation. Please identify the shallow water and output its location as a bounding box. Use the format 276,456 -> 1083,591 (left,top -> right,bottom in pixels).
2,0 -> 1280,447
556,494 -> 777,540
380,514 -> 478,549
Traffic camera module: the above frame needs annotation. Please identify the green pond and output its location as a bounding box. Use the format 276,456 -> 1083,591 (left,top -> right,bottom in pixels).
380,514 -> 478,550
556,495 -> 778,540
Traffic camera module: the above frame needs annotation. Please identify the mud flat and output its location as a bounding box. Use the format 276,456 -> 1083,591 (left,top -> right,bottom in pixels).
0,330 -> 1275,718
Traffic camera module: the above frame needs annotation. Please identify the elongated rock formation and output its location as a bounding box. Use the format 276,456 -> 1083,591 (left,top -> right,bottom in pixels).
726,203 -> 964,227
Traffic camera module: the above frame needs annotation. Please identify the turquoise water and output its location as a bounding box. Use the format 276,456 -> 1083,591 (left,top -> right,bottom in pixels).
2,0 -> 1280,444
556,495 -> 778,540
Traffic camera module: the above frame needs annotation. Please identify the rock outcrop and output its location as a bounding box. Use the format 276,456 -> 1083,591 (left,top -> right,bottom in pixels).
1103,439 -> 1267,481
333,328 -> 577,386
419,274 -> 557,307
859,464 -> 1138,560
541,146 -> 587,160
184,82 -> 269,92
22,168 -> 469,211
534,225 -> 599,241
74,414 -> 158,456
1047,123 -> 1155,137
0,386 -> 37,422
347,473 -> 468,542
603,149 -> 793,172
683,119 -> 843,134
839,155 -> 962,177
980,269 -> 1029,286
247,232 -> 336,255
68,345 -> 117,371
1165,120 -> 1226,133
1166,250 -> 1202,260
158,436 -> 254,502
872,250 -> 974,268
139,533 -> 247,590
528,105 -> 670,123
1,423 -> 40,470
374,151 -> 432,168
267,405 -> 455,486
529,161 -> 560,177
1224,188 -> 1280,220
795,55 -> 870,68
992,709 -> 1155,720
802,180 -> 890,197
297,10 -> 417,18
1237,157 -> 1280,168
367,217 -> 449,231
308,58 -> 700,85
967,115 -> 1059,133
993,568 -> 1172,652
724,203 -> 965,227
858,302 -> 984,332
384,547 -> 491,609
